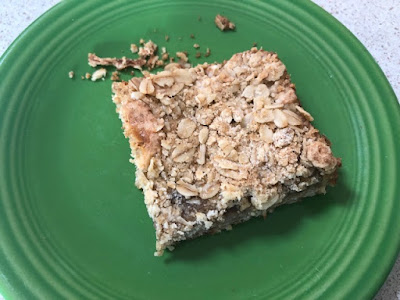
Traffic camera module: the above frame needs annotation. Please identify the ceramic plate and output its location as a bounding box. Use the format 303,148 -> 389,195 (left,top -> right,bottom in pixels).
1,0 -> 399,299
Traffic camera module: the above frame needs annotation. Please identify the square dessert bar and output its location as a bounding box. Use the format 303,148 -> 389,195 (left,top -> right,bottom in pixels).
112,48 -> 341,256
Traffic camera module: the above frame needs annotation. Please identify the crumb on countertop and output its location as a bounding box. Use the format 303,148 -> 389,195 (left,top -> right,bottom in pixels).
204,48 -> 211,57
193,43 -> 200,49
68,71 -> 74,79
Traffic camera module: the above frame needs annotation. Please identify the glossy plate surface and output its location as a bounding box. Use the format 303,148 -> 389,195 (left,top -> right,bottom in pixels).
0,0 -> 399,299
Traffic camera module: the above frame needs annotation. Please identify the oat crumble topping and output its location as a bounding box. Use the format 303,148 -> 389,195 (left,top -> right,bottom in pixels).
112,48 -> 341,255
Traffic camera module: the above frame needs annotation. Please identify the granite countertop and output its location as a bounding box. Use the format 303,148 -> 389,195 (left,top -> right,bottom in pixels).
0,1 -> 399,299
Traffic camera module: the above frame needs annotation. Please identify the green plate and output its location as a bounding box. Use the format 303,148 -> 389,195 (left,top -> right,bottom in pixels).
1,0 -> 399,299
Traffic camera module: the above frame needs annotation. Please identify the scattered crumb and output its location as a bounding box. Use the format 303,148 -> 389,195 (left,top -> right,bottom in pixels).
195,52 -> 201,58
165,35 -> 169,42
253,42 -> 257,47
85,72 -> 91,79
88,53 -> 146,70
68,71 -> 74,79
138,40 -> 157,57
130,44 -> 138,53
131,71 -> 135,76
162,53 -> 169,61
176,51 -> 188,62
81,75 -> 84,80
169,57 -> 175,63
215,14 -> 235,31
146,55 -> 159,69
91,68 -> 106,81
156,60 -> 164,67
139,38 -> 145,45
193,43 -> 200,49
190,34 -> 195,39
204,48 -> 211,57
161,47 -> 167,54
111,71 -> 120,81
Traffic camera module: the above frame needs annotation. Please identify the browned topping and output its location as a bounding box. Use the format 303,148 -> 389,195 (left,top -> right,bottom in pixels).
88,53 -> 146,70
215,14 -> 235,31
112,49 -> 340,256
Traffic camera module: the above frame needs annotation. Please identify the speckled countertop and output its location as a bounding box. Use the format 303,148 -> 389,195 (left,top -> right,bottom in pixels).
0,1 -> 399,299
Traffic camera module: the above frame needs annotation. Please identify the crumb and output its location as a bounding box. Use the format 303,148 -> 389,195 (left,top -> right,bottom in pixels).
68,71 -> 74,79
156,60 -> 164,67
139,38 -> 145,45
162,53 -> 169,61
85,72 -> 91,79
131,71 -> 135,76
176,51 -> 188,62
165,35 -> 169,42
169,57 -> 175,63
88,53 -> 145,70
130,44 -> 138,53
138,40 -> 157,58
193,43 -> 200,49
81,75 -> 84,80
161,47 -> 167,54
111,71 -> 120,81
91,68 -> 106,81
204,48 -> 211,57
190,34 -> 195,39
195,52 -> 201,58
146,55 -> 159,70
215,14 -> 235,31
253,42 -> 257,47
